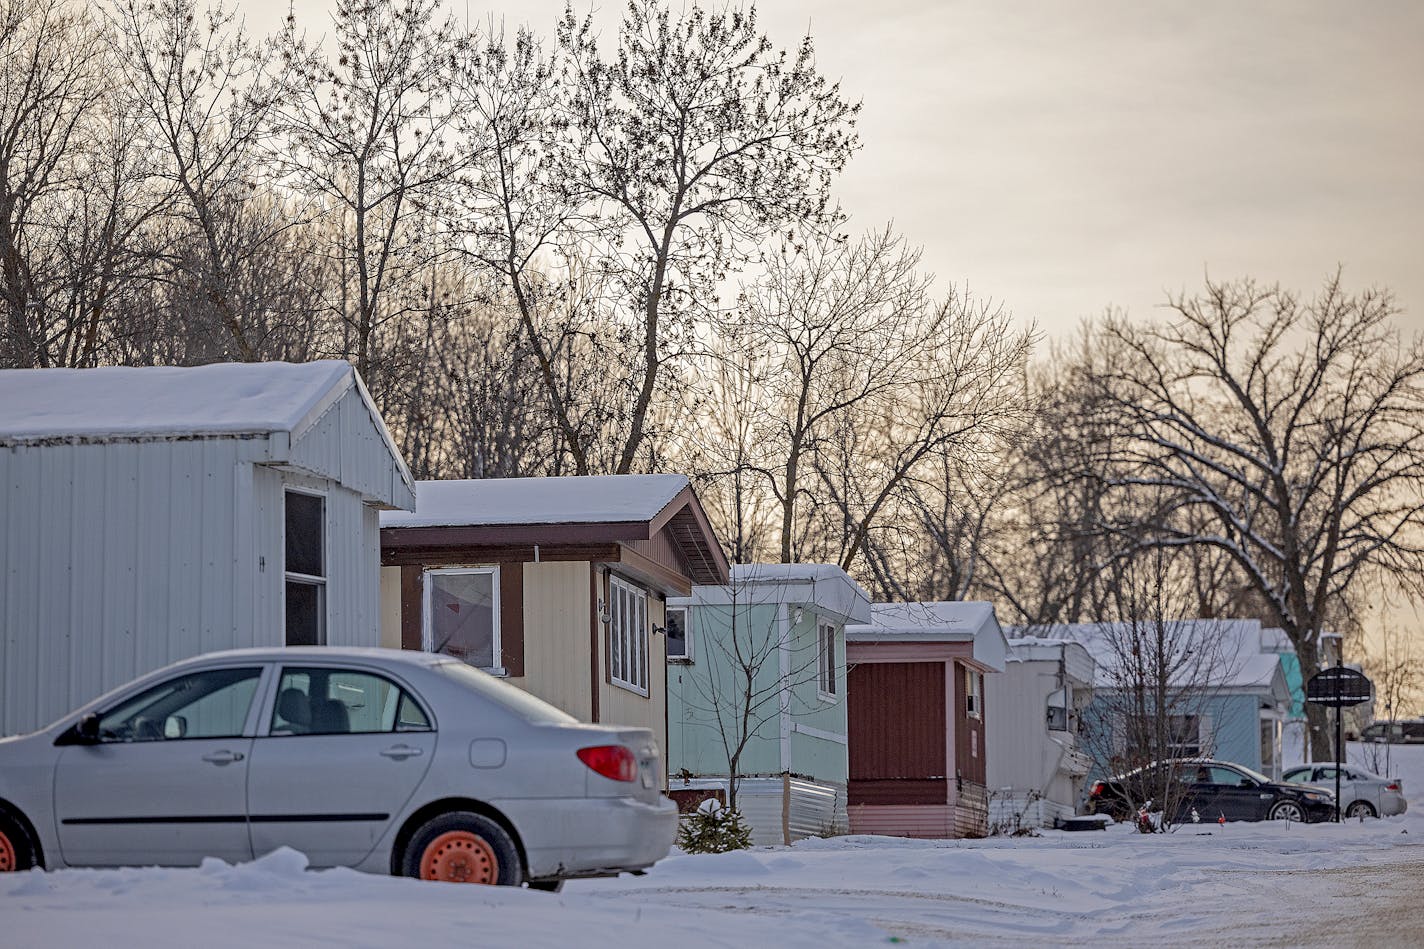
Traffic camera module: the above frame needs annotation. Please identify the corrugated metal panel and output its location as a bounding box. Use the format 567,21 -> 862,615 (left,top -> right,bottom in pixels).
1,436 -> 388,737
848,661 -> 945,780
287,387 -> 412,510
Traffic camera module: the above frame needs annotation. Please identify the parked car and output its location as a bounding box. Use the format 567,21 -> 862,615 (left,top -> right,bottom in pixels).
0,648 -> 677,887
1086,759 -> 1335,823
1359,719 -> 1424,744
1282,765 -> 1407,819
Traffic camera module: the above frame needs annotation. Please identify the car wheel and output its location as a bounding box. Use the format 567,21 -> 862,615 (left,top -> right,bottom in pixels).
526,878 -> 565,893
403,812 -> 522,886
1268,801 -> 1305,822
1345,800 -> 1377,819
0,813 -> 36,872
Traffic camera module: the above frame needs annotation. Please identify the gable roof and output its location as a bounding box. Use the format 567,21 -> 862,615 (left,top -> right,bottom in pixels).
381,474 -> 690,528
846,601 -> 1008,671
0,361 -> 354,443
0,360 -> 415,509
380,474 -> 730,586
1018,619 -> 1292,695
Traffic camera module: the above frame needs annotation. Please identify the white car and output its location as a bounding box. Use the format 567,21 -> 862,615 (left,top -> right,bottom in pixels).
0,648 -> 677,886
1282,764 -> 1407,819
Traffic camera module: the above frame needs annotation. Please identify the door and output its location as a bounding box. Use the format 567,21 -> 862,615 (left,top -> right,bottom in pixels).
246,666 -> 437,867
54,666 -> 265,867
1202,765 -> 1267,820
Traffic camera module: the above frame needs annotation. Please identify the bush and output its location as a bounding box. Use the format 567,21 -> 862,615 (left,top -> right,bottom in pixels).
677,799 -> 752,854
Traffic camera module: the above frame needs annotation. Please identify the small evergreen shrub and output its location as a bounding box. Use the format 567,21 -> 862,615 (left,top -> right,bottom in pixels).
677,799 -> 752,854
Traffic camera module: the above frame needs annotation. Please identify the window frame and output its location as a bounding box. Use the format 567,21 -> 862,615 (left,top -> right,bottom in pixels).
665,606 -> 692,663
817,620 -> 838,701
422,565 -> 503,675
965,666 -> 983,719
608,574 -> 650,697
96,666 -> 267,743
283,487 -> 328,647
264,665 -> 435,737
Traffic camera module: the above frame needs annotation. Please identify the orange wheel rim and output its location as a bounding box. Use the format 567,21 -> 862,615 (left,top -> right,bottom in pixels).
420,830 -> 498,884
0,831 -> 15,872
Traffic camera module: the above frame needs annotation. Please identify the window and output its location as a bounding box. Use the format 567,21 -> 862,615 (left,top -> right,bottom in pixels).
665,607 -> 690,661
609,575 -> 649,695
1166,714 -> 1202,756
965,667 -> 982,719
98,667 -> 262,741
424,567 -> 501,672
284,490 -> 326,646
269,667 -> 432,736
1046,686 -> 1070,731
817,622 -> 837,699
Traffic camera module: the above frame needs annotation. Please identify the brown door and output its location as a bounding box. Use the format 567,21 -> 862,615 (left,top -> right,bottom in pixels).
848,661 -> 947,805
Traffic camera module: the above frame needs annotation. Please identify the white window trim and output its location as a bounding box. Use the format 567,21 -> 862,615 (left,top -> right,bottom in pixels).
283,487 -> 328,647
423,566 -> 504,676
609,575 -> 650,697
817,621 -> 838,702
965,667 -> 982,720
665,606 -> 692,663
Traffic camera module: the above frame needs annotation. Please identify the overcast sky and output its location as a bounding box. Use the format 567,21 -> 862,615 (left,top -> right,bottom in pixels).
249,0 -> 1424,337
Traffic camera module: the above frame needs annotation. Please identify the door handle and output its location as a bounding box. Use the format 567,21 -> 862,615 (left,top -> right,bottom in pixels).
380,745 -> 423,761
202,750 -> 245,765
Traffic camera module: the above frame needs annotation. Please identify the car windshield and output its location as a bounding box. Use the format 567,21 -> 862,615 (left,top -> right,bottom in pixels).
437,661 -> 578,725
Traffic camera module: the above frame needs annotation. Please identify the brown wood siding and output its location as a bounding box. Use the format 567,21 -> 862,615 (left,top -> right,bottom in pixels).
848,661 -> 947,808
848,779 -> 947,806
954,662 -> 987,786
400,566 -> 422,650
626,530 -> 692,583
382,544 -> 621,567
500,564 -> 524,677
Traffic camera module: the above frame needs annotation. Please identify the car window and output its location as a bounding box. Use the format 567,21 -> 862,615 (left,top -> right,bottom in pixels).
270,667 -> 431,736
1317,767 -> 1341,782
1283,767 -> 1310,783
97,667 -> 263,742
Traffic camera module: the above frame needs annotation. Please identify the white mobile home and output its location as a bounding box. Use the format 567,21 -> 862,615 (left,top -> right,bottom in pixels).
0,361 -> 414,736
985,637 -> 1096,831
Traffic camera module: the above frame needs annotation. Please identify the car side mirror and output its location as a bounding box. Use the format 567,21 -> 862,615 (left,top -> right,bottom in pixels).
164,715 -> 188,739
1239,779 -> 1255,789
57,712 -> 101,746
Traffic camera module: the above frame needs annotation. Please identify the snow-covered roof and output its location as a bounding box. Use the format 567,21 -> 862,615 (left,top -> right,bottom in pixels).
679,563 -> 873,624
846,601 -> 1008,671
0,361 -> 354,443
1017,619 -> 1291,696
1005,637 -> 1097,687
381,474 -> 690,528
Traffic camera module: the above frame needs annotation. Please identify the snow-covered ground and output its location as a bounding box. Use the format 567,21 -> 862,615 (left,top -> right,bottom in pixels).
6,743 -> 1423,948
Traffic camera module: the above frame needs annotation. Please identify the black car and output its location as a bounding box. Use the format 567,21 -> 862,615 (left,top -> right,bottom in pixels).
1086,759 -> 1336,824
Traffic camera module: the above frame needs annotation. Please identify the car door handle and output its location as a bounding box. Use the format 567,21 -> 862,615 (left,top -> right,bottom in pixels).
380,745 -> 423,760
202,750 -> 245,765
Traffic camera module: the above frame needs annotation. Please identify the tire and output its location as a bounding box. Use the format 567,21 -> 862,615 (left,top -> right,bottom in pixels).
1269,801 -> 1305,822
0,812 -> 37,872
526,878 -> 565,893
1345,800 -> 1377,820
401,811 -> 522,886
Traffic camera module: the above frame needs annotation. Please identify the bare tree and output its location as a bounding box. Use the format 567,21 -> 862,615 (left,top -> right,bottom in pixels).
112,0 -> 292,362
272,0 -> 475,396
1093,273 -> 1424,759
557,0 -> 860,473
1065,549 -> 1238,831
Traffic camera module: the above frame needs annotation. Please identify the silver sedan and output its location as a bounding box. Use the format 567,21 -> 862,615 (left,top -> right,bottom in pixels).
0,648 -> 676,886
1282,764 -> 1408,819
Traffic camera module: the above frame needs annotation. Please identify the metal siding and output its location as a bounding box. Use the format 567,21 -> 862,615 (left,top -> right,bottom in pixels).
288,387 -> 411,510
848,662 -> 946,780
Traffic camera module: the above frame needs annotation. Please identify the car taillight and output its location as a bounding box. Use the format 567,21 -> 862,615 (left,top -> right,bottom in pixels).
577,745 -> 638,782
1386,782 -> 1401,792
1090,781 -> 1105,797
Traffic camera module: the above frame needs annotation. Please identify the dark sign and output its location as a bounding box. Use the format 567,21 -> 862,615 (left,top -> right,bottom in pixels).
1305,667 -> 1373,708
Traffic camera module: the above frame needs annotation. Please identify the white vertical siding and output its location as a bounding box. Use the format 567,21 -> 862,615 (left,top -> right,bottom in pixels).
287,387 -> 414,510
1,435 -> 389,737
